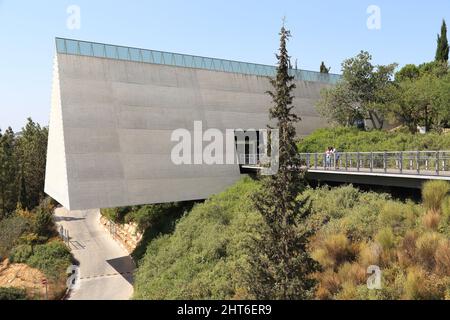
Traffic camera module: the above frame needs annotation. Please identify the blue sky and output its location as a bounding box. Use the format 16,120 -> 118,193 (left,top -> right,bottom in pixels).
0,0 -> 449,131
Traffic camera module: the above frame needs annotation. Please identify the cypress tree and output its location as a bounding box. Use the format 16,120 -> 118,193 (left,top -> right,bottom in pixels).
245,25 -> 318,300
0,127 -> 18,218
436,20 -> 449,62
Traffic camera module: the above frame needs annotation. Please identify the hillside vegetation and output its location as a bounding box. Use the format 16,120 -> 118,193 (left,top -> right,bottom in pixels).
133,177 -> 450,300
298,127 -> 450,153
0,118 -> 71,299
0,199 -> 72,299
133,177 -> 261,299
304,182 -> 450,299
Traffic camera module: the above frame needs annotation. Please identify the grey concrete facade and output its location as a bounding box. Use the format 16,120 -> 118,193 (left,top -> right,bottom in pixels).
45,40 -> 335,210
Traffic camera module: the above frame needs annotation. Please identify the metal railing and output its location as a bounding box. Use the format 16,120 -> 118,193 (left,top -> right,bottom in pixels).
58,225 -> 70,246
55,38 -> 341,84
299,151 -> 450,176
239,153 -> 259,165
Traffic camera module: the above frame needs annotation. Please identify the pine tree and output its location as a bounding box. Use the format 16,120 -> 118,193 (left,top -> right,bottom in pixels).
436,20 -> 449,62
18,165 -> 28,210
320,61 -> 330,73
0,127 -> 19,218
16,118 -> 48,209
245,25 -> 318,300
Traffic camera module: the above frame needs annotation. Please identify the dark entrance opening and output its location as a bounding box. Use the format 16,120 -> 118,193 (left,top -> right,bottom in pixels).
234,130 -> 262,173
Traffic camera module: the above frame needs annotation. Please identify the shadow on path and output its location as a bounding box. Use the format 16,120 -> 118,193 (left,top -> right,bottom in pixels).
54,216 -> 86,222
106,256 -> 135,285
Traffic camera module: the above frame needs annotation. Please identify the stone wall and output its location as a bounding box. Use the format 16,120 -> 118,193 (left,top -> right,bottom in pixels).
99,216 -> 143,254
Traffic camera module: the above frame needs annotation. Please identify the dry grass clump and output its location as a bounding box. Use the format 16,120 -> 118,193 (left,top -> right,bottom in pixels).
307,182 -> 450,300
315,269 -> 341,299
358,242 -> 381,267
422,210 -> 441,230
397,231 -> 418,267
415,232 -> 443,271
434,240 -> 450,276
312,233 -> 364,299
337,262 -> 367,286
403,267 -> 448,300
312,233 -> 359,269
422,181 -> 449,212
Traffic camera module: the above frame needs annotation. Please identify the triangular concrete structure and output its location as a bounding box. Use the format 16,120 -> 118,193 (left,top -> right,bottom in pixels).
44,55 -> 71,209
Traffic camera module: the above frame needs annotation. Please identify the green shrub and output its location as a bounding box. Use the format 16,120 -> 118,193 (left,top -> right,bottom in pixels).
131,202 -> 196,262
376,227 -> 397,251
33,207 -> 55,238
26,241 -> 72,280
100,206 -> 134,224
126,203 -> 193,232
0,216 -> 30,260
378,202 -> 417,235
422,181 -> 450,212
302,185 -> 394,241
1,198 -> 60,261
0,287 -> 28,300
9,244 -> 33,263
133,177 -> 261,300
338,200 -> 385,240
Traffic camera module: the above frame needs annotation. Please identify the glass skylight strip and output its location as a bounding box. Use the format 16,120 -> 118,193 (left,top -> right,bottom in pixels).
55,38 -> 341,84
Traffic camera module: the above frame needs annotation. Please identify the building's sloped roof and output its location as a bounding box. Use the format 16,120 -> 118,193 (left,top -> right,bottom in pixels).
55,37 -> 341,84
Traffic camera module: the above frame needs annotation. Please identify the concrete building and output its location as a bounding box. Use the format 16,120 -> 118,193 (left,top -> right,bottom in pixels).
45,38 -> 340,210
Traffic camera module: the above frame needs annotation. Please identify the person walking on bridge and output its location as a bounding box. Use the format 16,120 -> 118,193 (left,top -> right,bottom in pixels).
333,147 -> 340,169
325,147 -> 332,169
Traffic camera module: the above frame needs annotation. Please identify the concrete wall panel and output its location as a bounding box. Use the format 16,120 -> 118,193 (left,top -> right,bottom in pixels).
46,52 -> 333,210
44,56 -> 70,207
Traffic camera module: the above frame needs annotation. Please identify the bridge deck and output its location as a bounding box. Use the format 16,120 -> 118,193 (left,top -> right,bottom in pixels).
241,151 -> 450,188
307,167 -> 450,180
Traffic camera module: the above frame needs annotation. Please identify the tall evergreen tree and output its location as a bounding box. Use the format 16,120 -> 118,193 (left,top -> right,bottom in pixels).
245,25 -> 318,300
18,165 -> 28,210
16,118 -> 48,209
320,61 -> 330,73
0,127 -> 19,218
436,19 -> 449,62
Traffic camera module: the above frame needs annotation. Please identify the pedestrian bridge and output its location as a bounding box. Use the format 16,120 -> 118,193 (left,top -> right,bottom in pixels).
242,151 -> 450,189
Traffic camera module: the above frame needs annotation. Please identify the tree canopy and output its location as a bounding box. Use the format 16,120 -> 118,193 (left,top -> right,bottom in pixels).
0,118 -> 48,218
317,51 -> 397,130
317,48 -> 450,134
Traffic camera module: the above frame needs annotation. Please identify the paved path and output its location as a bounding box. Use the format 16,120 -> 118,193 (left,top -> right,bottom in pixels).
54,208 -> 135,300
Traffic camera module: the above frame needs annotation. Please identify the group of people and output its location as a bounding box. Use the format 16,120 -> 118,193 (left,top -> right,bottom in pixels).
325,146 -> 340,169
